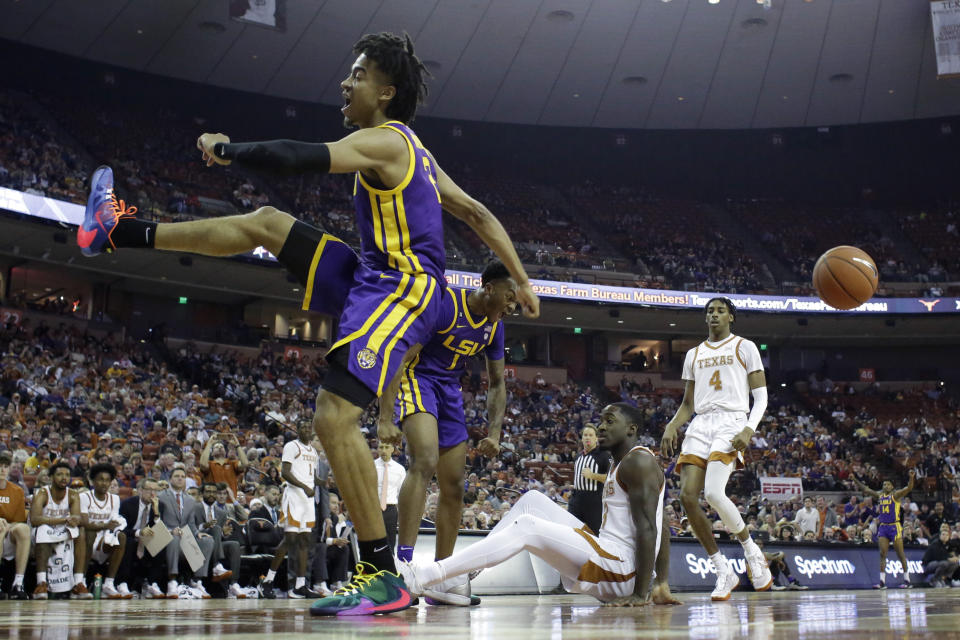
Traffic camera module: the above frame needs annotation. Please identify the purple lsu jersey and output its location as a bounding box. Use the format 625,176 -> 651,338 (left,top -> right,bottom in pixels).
416,286 -> 504,380
352,120 -> 446,282
395,286 -> 504,448
322,121 -> 448,400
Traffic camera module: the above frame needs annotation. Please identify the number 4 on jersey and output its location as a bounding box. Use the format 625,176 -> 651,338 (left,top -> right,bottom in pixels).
709,370 -> 723,391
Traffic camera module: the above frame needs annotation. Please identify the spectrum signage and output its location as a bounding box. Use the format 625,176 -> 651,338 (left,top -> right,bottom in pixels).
4,187 -> 957,315
671,538 -> 927,591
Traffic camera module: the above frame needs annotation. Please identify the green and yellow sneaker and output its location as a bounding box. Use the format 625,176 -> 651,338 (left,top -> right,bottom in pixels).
309,562 -> 414,616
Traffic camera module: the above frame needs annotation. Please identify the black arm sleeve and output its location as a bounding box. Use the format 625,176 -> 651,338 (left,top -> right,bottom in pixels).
214,139 -> 331,175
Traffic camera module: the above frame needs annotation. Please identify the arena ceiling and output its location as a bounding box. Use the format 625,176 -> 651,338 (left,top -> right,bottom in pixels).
3,0 -> 958,130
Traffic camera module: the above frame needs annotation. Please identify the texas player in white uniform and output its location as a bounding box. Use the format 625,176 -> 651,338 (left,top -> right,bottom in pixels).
79,463 -> 131,598
401,403 -> 680,607
259,422 -> 321,599
30,461 -> 91,599
662,297 -> 772,600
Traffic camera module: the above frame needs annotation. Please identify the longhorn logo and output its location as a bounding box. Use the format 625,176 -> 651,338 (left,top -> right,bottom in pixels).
918,299 -> 940,312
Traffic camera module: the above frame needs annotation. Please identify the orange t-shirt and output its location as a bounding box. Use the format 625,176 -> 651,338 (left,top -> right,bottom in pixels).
0,481 -> 27,523
203,460 -> 241,496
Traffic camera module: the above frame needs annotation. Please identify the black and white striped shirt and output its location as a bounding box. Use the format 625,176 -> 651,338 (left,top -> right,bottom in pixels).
573,449 -> 612,492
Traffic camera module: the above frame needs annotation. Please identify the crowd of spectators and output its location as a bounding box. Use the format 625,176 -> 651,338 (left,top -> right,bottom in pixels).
3,91 -> 958,297
567,184 -> 767,293
0,310 -> 958,598
0,92 -> 91,204
897,206 -> 960,285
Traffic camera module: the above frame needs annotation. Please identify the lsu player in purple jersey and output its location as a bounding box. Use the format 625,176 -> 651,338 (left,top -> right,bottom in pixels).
854,470 -> 916,589
75,32 -> 539,616
377,261 -> 517,606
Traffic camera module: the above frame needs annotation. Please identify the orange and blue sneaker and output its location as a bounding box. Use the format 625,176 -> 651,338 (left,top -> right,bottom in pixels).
309,562 -> 414,616
78,165 -> 137,256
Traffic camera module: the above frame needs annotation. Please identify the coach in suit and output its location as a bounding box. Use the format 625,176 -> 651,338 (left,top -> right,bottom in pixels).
196,482 -> 239,592
118,477 -> 167,594
158,465 -> 215,596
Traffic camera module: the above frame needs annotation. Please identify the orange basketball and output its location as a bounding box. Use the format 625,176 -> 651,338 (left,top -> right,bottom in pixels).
812,246 -> 879,310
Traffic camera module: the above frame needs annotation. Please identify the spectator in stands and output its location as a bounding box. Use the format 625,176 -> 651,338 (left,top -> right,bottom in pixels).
793,497 -> 819,538
923,526 -> 960,588
816,497 -> 839,539
0,451 -> 30,599
924,502 -> 949,538
200,432 -> 247,498
197,482 -> 244,598
215,482 -> 248,525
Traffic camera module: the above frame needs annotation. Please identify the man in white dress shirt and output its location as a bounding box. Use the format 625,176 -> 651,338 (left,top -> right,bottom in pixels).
374,442 -> 406,551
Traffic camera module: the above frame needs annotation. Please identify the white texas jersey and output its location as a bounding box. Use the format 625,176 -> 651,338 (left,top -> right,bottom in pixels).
682,334 -> 763,414
41,486 -> 71,521
282,440 -> 318,489
79,491 -> 121,528
598,446 -> 665,552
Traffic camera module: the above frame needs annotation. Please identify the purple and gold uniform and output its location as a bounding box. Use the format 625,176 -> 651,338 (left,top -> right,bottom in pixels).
395,286 -> 504,449
317,120 -> 446,399
876,494 -> 901,541
300,233 -> 359,317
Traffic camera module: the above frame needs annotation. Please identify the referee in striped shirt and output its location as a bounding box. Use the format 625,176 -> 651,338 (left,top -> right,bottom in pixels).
568,425 -> 611,533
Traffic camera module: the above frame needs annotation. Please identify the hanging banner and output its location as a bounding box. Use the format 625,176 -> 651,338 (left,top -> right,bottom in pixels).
932,0 -> 960,78
760,476 -> 804,502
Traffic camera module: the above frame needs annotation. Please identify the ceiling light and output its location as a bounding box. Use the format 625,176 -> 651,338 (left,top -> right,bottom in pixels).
617,320 -> 624,324
708,0 -> 720,4
566,317 -> 573,321
677,96 -> 685,101
669,323 -> 676,327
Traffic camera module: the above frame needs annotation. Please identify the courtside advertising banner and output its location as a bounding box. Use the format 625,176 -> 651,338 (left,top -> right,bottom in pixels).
4,186 -> 960,315
760,477 -> 804,503
671,539 -> 927,591
931,0 -> 960,78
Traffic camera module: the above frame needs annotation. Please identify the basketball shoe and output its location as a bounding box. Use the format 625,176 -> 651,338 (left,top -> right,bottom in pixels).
309,562 -> 414,616
711,560 -> 739,601
424,579 -> 480,607
78,165 -> 138,257
744,549 -> 773,592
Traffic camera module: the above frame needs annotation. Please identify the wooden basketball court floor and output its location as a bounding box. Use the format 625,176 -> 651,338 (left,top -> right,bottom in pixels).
3,590 -> 960,639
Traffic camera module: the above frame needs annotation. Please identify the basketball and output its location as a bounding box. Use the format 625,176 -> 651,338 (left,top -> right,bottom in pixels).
812,246 -> 879,310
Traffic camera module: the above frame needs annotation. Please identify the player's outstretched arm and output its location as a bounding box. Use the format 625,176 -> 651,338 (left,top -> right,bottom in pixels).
661,381 -> 694,458
853,476 -> 880,499
196,128 -> 405,176
428,156 -> 539,318
603,452 -> 663,607
478,356 -> 506,458
894,470 -> 917,500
